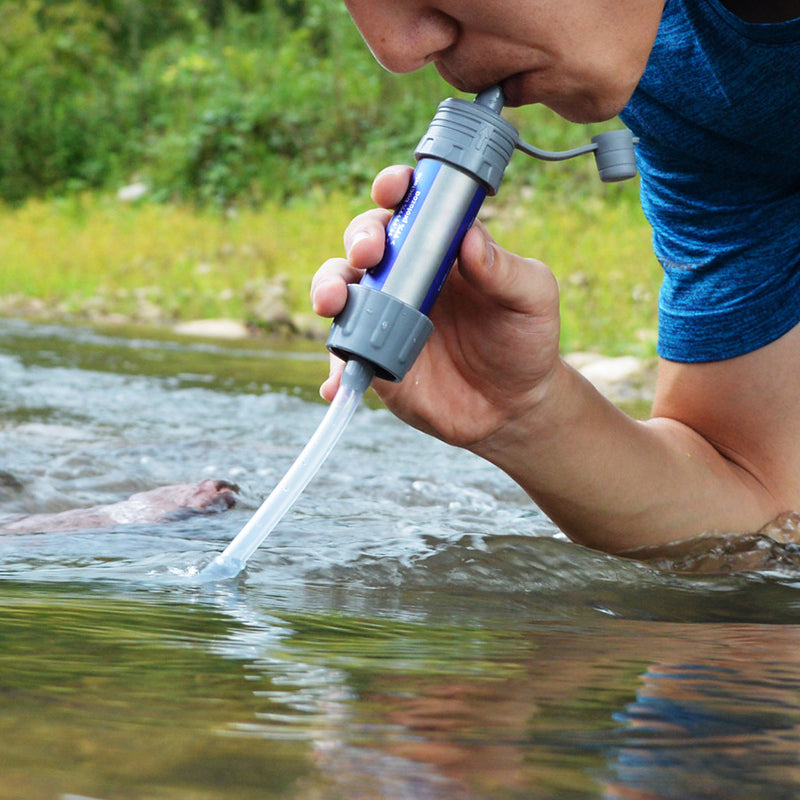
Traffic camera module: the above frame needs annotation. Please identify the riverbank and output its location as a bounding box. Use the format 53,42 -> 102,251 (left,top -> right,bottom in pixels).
0,184 -> 657,350
0,187 -> 659,411
0,305 -> 657,420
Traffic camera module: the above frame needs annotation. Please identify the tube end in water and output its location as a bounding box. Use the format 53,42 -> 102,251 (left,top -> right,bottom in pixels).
198,554 -> 246,582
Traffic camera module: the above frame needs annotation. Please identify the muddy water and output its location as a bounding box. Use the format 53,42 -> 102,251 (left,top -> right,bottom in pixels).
1,318 -> 800,800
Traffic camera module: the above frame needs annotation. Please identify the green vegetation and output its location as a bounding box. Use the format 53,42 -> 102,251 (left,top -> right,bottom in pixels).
0,0 -> 660,357
0,0 -> 453,205
0,191 -> 363,334
0,185 -> 657,356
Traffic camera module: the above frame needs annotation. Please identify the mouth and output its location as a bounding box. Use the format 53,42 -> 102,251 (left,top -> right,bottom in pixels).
432,59 -> 544,110
433,62 -> 524,105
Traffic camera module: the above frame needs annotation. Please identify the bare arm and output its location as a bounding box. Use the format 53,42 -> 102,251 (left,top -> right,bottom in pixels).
473,351 -> 790,553
312,168 -> 796,553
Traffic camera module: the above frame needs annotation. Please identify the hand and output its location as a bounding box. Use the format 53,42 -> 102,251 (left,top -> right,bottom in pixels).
311,167 -> 799,553
311,165 -> 563,452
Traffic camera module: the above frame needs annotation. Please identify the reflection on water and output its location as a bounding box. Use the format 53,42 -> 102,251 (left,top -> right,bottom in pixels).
2,318 -> 800,799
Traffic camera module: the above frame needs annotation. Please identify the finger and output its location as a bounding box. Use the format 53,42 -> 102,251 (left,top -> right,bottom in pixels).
371,164 -> 414,209
320,353 -> 346,402
343,208 -> 393,269
457,222 -> 559,316
342,165 -> 412,267
310,258 -> 362,317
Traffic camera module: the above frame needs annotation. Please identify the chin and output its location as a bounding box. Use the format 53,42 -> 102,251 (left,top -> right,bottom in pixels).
544,90 -> 632,124
501,72 -> 634,123
549,104 -> 623,124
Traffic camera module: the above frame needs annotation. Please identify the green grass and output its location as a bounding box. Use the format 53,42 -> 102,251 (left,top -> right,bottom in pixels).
495,183 -> 659,357
0,179 -> 658,356
0,191 -> 364,331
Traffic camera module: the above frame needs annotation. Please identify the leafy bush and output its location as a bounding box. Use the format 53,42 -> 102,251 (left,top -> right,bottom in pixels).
0,0 -> 626,207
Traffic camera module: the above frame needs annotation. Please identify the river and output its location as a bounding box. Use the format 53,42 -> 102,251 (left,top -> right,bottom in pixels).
1,317 -> 799,800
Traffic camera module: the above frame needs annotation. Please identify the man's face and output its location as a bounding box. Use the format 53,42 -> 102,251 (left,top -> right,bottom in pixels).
343,0 -> 664,122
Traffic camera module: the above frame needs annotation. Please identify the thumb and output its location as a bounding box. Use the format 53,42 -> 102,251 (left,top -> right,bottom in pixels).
457,222 -> 559,315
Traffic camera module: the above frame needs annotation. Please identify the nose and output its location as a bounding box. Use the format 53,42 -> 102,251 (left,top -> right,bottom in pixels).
344,2 -> 459,74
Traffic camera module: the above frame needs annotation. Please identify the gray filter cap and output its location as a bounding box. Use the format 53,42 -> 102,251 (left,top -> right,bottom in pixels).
415,91 -> 519,195
327,284 -> 434,382
591,130 -> 638,182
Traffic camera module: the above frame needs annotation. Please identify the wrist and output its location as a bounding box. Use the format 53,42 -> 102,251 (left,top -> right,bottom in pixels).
470,357 -> 580,467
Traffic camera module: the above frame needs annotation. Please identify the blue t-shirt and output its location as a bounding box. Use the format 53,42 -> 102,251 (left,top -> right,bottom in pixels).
619,0 -> 800,362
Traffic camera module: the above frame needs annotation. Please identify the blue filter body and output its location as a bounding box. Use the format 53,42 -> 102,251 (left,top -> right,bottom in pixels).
361,158 -> 487,315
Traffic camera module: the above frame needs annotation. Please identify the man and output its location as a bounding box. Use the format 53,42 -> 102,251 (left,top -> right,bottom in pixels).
311,0 -> 800,553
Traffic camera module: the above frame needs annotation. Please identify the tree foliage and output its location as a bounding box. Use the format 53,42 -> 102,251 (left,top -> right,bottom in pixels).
0,0 -> 453,205
0,0 -> 591,207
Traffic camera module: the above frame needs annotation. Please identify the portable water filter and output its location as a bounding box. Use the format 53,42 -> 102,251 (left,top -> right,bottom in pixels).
326,84 -> 636,383
199,85 -> 637,581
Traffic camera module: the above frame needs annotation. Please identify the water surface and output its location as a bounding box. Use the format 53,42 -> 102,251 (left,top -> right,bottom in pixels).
1,318 -> 799,800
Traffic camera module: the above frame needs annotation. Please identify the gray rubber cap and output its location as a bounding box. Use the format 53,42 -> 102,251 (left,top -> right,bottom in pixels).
414,97 -> 519,195
327,284 -> 434,382
591,130 -> 638,182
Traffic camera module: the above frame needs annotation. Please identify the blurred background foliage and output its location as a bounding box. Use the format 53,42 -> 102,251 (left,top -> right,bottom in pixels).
0,0 -> 628,208
0,0 -> 460,206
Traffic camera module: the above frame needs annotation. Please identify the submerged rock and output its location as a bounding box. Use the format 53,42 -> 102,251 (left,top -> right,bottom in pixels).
0,479 -> 239,534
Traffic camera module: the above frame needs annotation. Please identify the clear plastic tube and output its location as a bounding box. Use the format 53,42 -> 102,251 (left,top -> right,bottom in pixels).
199,359 -> 373,581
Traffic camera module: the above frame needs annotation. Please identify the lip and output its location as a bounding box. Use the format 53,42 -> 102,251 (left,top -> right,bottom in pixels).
434,61 -> 527,105
433,60 -> 544,109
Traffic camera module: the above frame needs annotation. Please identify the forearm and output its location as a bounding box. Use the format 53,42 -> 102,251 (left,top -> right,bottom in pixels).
473,359 -> 780,553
